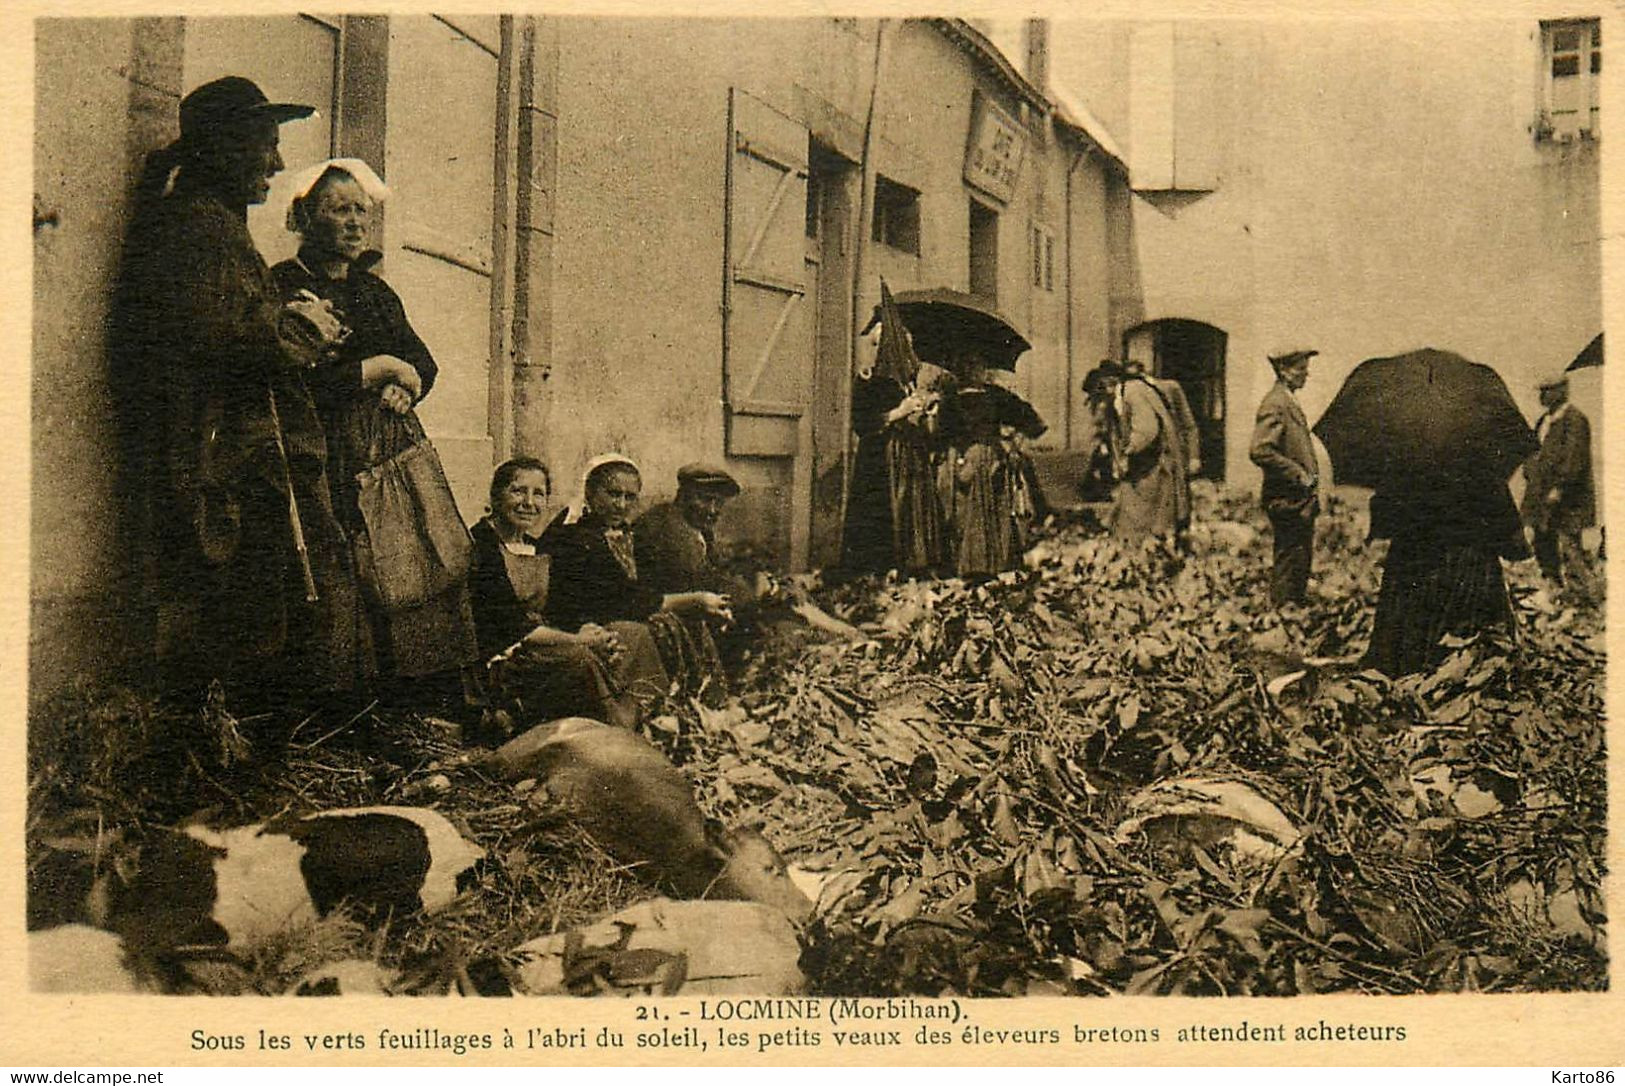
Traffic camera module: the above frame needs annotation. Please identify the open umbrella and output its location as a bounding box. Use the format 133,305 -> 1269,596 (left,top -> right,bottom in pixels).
889,288 -> 1031,371
1565,332 -> 1603,372
1313,348 -> 1538,491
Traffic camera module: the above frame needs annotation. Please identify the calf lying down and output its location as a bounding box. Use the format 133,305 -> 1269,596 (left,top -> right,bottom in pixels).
31,807 -> 484,994
36,720 -> 814,994
478,718 -> 814,923
105,806 -> 484,952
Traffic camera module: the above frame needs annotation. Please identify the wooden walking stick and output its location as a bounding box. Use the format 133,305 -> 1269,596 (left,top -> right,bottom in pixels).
266,386 -> 319,603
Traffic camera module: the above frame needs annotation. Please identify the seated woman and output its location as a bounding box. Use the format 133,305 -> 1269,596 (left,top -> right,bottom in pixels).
469,458 -> 667,730
541,455 -> 733,703
270,158 -> 478,690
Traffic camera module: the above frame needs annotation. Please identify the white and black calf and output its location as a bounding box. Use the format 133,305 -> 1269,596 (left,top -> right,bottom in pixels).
108,807 -> 483,951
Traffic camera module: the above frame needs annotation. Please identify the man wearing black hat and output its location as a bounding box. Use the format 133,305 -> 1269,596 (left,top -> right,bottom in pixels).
1250,346 -> 1320,608
110,77 -> 371,721
633,464 -> 751,603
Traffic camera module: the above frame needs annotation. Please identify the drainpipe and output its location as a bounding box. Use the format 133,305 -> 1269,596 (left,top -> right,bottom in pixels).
842,19 -> 889,527
850,19 -> 888,374
1063,144 -> 1085,450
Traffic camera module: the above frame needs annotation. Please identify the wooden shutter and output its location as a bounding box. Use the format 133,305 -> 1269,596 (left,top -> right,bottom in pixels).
725,88 -> 811,457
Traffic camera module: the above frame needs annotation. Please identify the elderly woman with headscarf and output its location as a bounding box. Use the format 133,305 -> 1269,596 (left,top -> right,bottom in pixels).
540,455 -> 733,702
108,77 -> 369,717
468,458 -> 667,730
270,158 -> 478,688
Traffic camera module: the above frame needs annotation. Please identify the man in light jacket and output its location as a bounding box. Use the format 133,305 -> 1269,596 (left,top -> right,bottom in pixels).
1521,369 -> 1598,602
1250,347 -> 1319,607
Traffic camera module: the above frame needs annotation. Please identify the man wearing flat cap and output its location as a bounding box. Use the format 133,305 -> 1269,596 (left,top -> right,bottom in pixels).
1250,346 -> 1320,608
634,463 -> 752,601
110,76 -> 370,722
1521,368 -> 1598,601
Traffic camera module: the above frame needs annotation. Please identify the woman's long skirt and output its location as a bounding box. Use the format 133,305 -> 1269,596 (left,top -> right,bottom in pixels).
489,620 -> 669,729
953,443 -> 1016,579
887,431 -> 945,576
1363,538 -> 1514,677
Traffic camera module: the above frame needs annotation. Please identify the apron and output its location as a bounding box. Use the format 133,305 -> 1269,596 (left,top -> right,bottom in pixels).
499,540 -> 553,623
491,540 -> 668,727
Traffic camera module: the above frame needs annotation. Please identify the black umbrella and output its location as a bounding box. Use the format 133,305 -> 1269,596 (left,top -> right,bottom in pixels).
1313,348 -> 1538,491
1565,332 -> 1603,372
889,288 -> 1031,371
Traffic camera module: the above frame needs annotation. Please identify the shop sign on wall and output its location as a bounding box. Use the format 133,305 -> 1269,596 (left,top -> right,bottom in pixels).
964,91 -> 1026,203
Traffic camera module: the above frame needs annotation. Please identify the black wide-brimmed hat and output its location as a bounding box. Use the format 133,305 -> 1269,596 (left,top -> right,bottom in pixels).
179,76 -> 315,144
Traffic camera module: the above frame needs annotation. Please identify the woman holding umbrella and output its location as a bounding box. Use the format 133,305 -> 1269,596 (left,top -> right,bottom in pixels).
1314,348 -> 1537,676
849,288 -> 1045,579
840,281 -> 948,578
1361,482 -> 1529,677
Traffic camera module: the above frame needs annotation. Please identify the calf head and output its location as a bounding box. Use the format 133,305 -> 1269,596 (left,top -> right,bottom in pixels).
703,825 -> 814,924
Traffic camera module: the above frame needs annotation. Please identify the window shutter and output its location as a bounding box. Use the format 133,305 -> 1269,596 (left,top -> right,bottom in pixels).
725,88 -> 812,457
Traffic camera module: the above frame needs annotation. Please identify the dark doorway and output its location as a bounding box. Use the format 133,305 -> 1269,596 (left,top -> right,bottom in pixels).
1124,319 -> 1228,480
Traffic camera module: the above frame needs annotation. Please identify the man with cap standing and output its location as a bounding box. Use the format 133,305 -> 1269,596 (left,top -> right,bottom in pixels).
1521,369 -> 1598,601
634,464 -> 752,602
110,76 -> 371,721
1250,347 -> 1320,608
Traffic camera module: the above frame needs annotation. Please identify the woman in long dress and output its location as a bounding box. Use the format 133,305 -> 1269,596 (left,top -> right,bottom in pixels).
468,458 -> 664,729
1362,482 -> 1527,677
270,159 -> 479,689
937,356 -> 1047,579
840,309 -> 946,578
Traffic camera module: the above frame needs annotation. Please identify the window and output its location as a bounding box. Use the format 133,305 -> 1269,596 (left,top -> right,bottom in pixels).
969,198 -> 999,300
1030,222 -> 1055,292
1540,18 -> 1601,141
871,175 -> 921,254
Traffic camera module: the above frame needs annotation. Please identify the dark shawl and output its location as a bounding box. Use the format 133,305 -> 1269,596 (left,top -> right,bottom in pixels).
538,510 -> 665,632
468,516 -> 543,661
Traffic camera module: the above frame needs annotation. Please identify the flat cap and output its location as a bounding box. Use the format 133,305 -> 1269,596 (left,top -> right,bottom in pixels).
676,463 -> 741,497
1267,345 -> 1319,365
